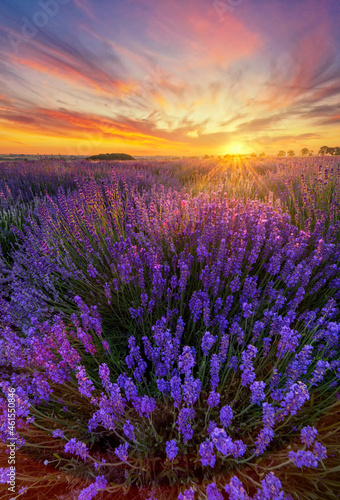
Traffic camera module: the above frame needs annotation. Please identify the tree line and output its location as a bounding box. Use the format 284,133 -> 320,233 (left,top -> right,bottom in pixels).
86,153 -> 135,161
276,146 -> 340,157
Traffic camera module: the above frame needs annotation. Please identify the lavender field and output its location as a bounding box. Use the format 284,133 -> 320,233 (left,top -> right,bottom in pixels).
1,157 -> 340,499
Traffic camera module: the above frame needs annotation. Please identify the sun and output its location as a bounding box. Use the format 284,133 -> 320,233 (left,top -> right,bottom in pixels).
227,142 -> 245,155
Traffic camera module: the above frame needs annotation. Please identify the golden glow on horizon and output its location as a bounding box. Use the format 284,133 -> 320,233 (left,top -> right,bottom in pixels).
227,143 -> 246,155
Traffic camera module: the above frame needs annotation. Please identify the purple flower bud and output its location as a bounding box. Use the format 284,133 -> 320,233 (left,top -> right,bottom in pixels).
207,391 -> 220,408
115,442 -> 129,462
64,438 -> 89,460
249,381 -> 266,404
199,440 -> 216,467
288,449 -> 318,468
178,486 -> 195,500
123,420 -> 135,441
220,405 -> 233,428
224,476 -> 248,500
52,429 -> 65,438
165,439 -> 178,461
201,331 -> 217,356
206,483 -> 223,500
300,426 -> 318,448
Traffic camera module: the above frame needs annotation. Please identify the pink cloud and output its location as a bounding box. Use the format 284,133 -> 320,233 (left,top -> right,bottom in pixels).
142,0 -> 262,68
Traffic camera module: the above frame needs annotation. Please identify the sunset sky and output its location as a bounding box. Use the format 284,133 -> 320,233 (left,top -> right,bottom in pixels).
0,0 -> 340,155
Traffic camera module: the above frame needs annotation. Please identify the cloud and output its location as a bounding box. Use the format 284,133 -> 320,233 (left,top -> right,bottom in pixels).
0,0 -> 340,154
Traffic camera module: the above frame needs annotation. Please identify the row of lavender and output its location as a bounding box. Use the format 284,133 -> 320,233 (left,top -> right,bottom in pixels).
1,156 -> 338,254
0,158 -> 340,499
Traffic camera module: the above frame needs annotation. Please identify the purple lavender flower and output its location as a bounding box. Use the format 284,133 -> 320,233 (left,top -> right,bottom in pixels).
156,378 -> 170,394
277,326 -> 301,359
115,442 -> 129,462
280,382 -> 309,417
300,426 -> 318,447
189,291 -> 203,322
250,381 -> 266,404
309,360 -> 330,386
269,368 -> 281,390
210,354 -> 220,390
76,366 -> 95,399
240,346 -> 257,386
199,439 -> 216,467
117,374 -> 139,402
125,336 -> 147,382
241,367 -> 256,387
224,476 -> 249,500
87,263 -> 98,278
242,302 -> 253,319
141,292 -> 148,308
52,429 -> 65,438
207,420 -> 218,436
165,439 -> 178,461
285,345 -> 313,382
254,427 -> 274,456
262,403 -> 275,428
170,374 -> 182,408
210,427 -> 233,455
220,405 -> 233,428
102,340 -> 110,353
257,472 -> 284,500
183,375 -> 201,406
241,345 -> 258,365
178,346 -> 196,375
218,334 -> 230,363
262,337 -> 272,357
64,438 -> 89,460
123,420 -> 135,441
176,407 -> 195,443
206,483 -> 223,500
313,442 -> 327,460
251,321 -> 264,343
135,395 -> 157,418
98,363 -> 111,391
78,475 -> 107,500
178,487 -> 195,500
228,355 -> 239,371
207,391 -> 220,408
288,449 -> 318,468
231,440 -> 247,459
201,331 -> 217,356
0,467 -> 12,484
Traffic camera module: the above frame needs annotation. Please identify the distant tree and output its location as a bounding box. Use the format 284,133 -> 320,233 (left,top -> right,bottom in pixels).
259,152 -> 266,157
308,150 -> 314,156
318,146 -> 329,155
277,150 -> 286,157
300,148 -> 310,156
204,155 -> 210,159
287,150 -> 295,156
86,153 -> 135,161
322,146 -> 340,156
250,152 -> 257,157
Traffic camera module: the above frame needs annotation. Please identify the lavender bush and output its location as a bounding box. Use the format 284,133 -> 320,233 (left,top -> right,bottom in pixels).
0,158 -> 339,499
